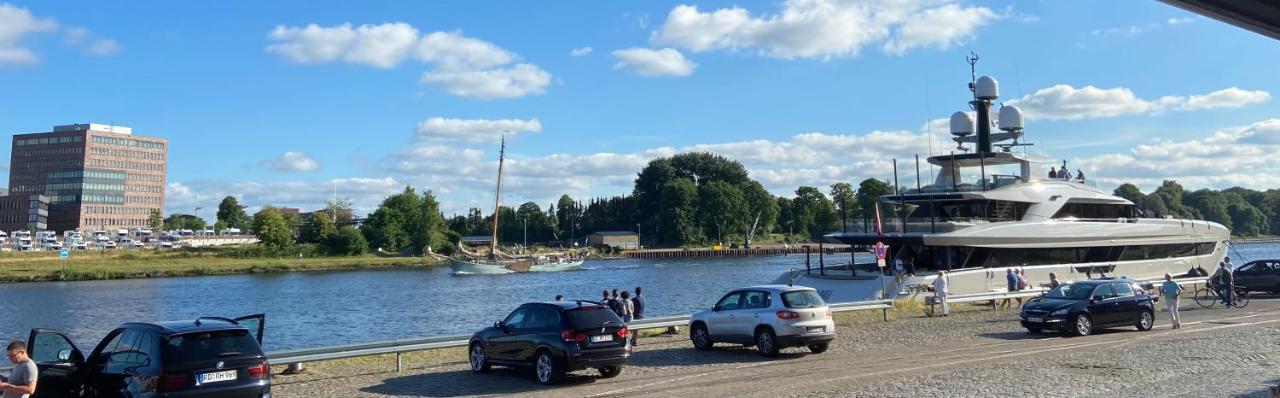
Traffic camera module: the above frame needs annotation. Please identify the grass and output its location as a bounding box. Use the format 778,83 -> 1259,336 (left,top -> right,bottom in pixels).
0,248 -> 444,283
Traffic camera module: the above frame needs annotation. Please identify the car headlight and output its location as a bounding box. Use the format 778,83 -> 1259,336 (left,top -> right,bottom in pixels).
1049,309 -> 1069,316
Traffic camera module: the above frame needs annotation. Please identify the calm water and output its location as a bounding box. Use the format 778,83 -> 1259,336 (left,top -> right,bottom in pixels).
2,242 -> 1274,351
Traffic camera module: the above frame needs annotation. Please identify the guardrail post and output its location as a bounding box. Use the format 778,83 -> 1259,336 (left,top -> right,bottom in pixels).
882,307 -> 888,322
818,242 -> 825,276
396,352 -> 403,372
284,362 -> 304,375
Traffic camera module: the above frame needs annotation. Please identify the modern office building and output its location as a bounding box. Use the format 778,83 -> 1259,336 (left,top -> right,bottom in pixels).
6,123 -> 168,232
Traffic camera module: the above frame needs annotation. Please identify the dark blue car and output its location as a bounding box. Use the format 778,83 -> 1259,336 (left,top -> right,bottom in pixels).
468,301 -> 630,385
1019,278 -> 1156,336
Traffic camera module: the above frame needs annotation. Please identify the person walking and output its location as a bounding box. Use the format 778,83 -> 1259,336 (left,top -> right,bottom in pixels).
934,271 -> 950,316
1,341 -> 38,398
632,287 -> 645,320
1000,269 -> 1017,309
1161,273 -> 1183,329
1014,269 -> 1029,307
1212,261 -> 1235,307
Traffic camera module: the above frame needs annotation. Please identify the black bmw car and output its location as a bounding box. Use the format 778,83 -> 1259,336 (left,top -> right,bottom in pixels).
1020,278 -> 1156,336
1234,259 -> 1280,294
468,301 -> 630,385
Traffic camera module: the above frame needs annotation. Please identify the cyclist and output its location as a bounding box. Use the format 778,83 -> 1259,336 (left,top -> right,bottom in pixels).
1210,260 -> 1234,307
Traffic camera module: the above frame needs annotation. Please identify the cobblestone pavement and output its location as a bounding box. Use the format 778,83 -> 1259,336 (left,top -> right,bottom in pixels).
272,297 -> 1280,397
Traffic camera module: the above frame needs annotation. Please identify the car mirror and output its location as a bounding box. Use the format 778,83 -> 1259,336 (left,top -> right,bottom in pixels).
712,305 -> 721,312
57,348 -> 72,362
494,320 -> 504,330
1090,296 -> 1103,303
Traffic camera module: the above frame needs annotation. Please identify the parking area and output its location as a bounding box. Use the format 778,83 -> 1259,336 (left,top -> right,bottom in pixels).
271,296 -> 1280,397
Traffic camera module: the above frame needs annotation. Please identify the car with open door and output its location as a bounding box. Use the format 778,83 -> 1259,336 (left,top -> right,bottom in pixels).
27,314 -> 269,398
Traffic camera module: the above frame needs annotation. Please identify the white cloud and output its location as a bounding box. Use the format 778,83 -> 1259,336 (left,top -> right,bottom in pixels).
62,26 -> 89,44
1167,17 -> 1195,25
611,47 -> 696,76
1074,119 -> 1280,192
419,63 -> 551,99
414,117 -> 542,142
166,178 -> 404,217
267,23 -> 549,99
651,0 -> 1000,59
569,46 -> 592,57
260,151 -> 320,172
1007,85 -> 1271,121
86,38 -> 118,56
0,3 -> 58,65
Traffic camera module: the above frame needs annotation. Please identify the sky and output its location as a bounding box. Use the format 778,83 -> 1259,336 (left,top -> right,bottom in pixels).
0,0 -> 1278,221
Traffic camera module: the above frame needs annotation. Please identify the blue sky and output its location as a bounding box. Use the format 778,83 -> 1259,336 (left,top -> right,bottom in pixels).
1,1 -> 1278,219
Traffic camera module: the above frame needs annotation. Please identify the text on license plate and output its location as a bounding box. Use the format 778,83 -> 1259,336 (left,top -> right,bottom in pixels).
590,335 -> 614,343
197,370 -> 237,385
1027,317 -> 1044,323
806,326 -> 825,333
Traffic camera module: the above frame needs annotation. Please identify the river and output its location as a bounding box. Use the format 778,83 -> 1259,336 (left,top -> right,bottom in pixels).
2,242 -> 1274,351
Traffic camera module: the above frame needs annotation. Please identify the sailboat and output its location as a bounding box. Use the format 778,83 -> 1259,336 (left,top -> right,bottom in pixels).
449,136 -> 586,275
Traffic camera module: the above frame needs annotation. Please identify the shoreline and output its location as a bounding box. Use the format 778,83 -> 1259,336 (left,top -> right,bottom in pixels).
0,251 -> 446,283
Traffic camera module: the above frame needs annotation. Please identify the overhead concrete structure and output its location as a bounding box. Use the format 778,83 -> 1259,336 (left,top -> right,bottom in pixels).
1161,0 -> 1280,41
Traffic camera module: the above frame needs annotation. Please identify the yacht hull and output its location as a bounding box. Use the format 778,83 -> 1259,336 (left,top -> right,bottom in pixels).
450,258 -> 584,275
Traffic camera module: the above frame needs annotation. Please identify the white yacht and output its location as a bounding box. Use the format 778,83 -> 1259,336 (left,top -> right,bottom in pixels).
778,67 -> 1229,303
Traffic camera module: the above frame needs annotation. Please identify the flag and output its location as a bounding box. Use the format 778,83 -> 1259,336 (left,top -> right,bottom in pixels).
874,202 -> 883,236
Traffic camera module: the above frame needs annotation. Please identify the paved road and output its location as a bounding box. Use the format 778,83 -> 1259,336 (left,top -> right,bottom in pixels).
274,296 -> 1280,397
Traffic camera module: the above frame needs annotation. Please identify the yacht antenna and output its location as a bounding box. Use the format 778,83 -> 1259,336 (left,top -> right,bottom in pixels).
966,52 -> 979,98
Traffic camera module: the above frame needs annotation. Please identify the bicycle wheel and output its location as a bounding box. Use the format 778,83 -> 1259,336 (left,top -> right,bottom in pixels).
1233,289 -> 1250,308
1194,287 -> 1217,309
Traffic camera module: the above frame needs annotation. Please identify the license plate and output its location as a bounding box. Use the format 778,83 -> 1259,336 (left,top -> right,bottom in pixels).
1027,317 -> 1044,323
197,370 -> 237,385
806,326 -> 824,333
590,335 -> 614,343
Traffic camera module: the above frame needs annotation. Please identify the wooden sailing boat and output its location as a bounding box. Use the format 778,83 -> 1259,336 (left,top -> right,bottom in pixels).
449,136 -> 585,275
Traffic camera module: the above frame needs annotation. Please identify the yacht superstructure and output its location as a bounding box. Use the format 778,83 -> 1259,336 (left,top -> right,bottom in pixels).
779,63 -> 1229,303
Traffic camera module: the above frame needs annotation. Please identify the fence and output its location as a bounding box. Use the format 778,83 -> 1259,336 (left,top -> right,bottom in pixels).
924,276 -> 1209,316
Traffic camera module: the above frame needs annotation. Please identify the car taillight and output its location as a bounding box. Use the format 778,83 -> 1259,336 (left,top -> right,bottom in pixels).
776,311 -> 800,320
616,326 -> 629,339
825,307 -> 833,317
249,361 -> 270,380
561,329 -> 587,342
159,373 -> 188,391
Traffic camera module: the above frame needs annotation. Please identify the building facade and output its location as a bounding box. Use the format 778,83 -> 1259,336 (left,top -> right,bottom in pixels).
0,194 -> 48,232
587,231 -> 639,249
7,123 -> 167,233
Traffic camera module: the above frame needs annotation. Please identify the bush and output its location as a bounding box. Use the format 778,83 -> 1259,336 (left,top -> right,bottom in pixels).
325,227 -> 368,256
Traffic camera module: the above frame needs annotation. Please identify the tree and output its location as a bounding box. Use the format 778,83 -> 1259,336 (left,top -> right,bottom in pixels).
301,211 -> 337,243
830,182 -> 857,230
1228,202 -> 1267,236
361,187 -> 420,252
147,209 -> 163,231
659,178 -> 703,245
409,190 -> 451,255
217,196 -> 250,229
326,226 -> 368,256
252,206 -> 293,247
697,181 -> 748,243
164,214 -> 207,231
856,179 -> 895,221
793,186 -> 837,240
324,196 -> 355,226
555,195 -> 580,240
633,153 -> 751,244
1183,189 -> 1232,230
1113,184 -> 1145,208
739,180 -> 779,240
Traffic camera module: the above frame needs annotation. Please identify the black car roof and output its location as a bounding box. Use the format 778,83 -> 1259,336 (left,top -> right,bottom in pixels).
1074,278 -> 1140,286
122,317 -> 248,336
525,301 -> 609,310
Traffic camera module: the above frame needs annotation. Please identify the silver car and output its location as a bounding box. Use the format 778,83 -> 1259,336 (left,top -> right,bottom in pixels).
689,285 -> 835,357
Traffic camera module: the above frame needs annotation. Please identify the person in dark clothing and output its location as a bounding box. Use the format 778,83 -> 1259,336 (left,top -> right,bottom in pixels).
1048,168 -> 1056,179
601,290 -> 611,306
632,287 -> 646,320
554,294 -> 564,301
608,289 -> 623,316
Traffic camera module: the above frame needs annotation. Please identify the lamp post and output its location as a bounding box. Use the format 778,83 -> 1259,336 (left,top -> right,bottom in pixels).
522,216 -> 528,249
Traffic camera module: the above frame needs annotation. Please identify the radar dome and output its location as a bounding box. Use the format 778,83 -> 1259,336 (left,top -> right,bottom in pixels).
975,76 -> 999,100
998,106 -> 1023,131
950,111 -> 974,135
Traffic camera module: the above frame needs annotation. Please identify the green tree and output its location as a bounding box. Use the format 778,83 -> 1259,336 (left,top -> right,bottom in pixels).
1113,184 -> 1146,208
301,211 -> 337,243
830,182 -> 857,231
1183,189 -> 1232,229
698,181 -> 748,243
739,180 -> 779,241
659,178 -> 703,245
325,196 -> 356,226
326,226 -> 368,256
776,197 -> 794,236
252,206 -> 293,247
216,196 -> 250,229
793,186 -> 837,240
361,187 -> 420,252
1228,202 -> 1267,236
555,195 -> 580,240
633,153 -> 750,244
856,178 -> 895,221
409,190 -> 451,254
164,214 -> 207,231
147,209 -> 163,231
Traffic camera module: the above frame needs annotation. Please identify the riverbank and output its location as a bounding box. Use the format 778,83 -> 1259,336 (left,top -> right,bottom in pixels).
0,250 -> 445,283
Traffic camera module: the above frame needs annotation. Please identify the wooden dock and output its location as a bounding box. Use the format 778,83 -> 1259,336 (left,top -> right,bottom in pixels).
625,245 -> 852,259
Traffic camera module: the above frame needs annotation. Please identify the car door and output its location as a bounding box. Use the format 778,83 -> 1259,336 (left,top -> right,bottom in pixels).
1087,284 -> 1120,326
1233,262 -> 1261,291
234,314 -> 266,346
706,292 -> 744,343
1266,262 -> 1280,292
27,329 -> 86,398
89,328 -> 144,398
738,290 -> 773,336
488,307 -> 530,362
1109,282 -> 1140,322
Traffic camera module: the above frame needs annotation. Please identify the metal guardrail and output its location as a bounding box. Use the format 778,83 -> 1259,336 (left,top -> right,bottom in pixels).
924,277 -> 1210,316
265,299 -> 894,372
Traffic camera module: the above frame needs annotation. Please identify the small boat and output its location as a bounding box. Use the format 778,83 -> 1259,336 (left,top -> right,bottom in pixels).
451,136 -> 586,275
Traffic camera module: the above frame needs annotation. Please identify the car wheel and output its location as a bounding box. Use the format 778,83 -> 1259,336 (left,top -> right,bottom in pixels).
1136,310 -> 1154,331
469,343 -> 491,373
756,327 -> 779,357
1026,328 -> 1042,334
1071,314 -> 1093,337
807,342 -> 829,354
534,350 -> 563,385
691,323 -> 714,351
597,365 -> 623,379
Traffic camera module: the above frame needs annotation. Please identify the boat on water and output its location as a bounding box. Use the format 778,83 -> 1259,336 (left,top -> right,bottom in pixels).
777,59 -> 1229,303
450,136 -> 585,275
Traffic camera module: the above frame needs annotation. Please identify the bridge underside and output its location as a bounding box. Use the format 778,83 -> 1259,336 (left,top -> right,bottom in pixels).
1162,0 -> 1280,40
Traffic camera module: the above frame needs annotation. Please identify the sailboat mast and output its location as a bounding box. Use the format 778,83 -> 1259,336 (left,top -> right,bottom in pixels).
490,135 -> 506,257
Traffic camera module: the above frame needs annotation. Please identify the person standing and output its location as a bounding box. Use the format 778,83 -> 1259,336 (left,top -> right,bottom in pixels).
1,341 -> 38,398
1047,168 -> 1057,179
1212,261 -> 1234,307
1161,273 -> 1183,329
554,294 -> 564,301
608,289 -> 623,316
620,291 -> 634,323
1047,272 -> 1060,290
632,287 -> 645,320
1222,256 -> 1235,271
934,271 -> 950,316
1000,269 -> 1017,309
601,290 -> 612,306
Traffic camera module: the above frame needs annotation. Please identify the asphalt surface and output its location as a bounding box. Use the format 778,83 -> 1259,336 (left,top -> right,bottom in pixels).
273,296 -> 1280,397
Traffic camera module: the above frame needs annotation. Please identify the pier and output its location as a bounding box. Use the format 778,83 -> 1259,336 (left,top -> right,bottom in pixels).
624,244 -> 853,259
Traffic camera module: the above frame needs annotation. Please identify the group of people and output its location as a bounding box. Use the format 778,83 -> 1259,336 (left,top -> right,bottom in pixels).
998,268 -> 1035,308
553,287 -> 646,323
1047,166 -> 1085,182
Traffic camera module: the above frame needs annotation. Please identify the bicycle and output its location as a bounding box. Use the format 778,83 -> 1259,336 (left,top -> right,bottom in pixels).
1193,284 -> 1250,309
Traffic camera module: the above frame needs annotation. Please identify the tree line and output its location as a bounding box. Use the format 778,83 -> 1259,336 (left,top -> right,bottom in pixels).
1114,181 -> 1274,236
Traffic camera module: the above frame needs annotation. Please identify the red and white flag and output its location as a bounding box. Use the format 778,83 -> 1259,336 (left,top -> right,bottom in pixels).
874,202 -> 884,236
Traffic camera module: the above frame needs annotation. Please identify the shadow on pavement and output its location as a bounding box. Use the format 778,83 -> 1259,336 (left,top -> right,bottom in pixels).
360,367 -> 600,397
978,327 -> 1133,341
629,345 -> 809,367
1235,377 -> 1280,398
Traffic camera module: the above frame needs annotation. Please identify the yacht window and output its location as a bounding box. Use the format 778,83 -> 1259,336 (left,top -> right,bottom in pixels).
1118,244 -> 1200,261
1195,242 -> 1216,255
1052,202 -> 1137,219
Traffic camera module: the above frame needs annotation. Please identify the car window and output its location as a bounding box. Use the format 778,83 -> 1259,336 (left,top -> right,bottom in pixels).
566,306 -> 622,328
523,307 -> 561,330
1238,262 -> 1258,272
30,332 -> 76,365
163,330 -> 261,365
104,330 -> 145,373
1044,283 -> 1092,300
782,290 -> 826,308
1112,283 -> 1134,297
504,308 -> 530,329
95,330 -> 126,361
717,292 -> 743,310
1092,284 -> 1115,300
741,291 -> 771,309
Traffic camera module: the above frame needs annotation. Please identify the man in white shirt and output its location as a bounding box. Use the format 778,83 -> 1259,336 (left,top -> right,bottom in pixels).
1,341 -> 37,398
934,271 -> 950,317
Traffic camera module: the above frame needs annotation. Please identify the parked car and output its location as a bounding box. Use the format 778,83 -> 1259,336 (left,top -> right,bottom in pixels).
1234,259 -> 1280,294
468,301 -> 630,385
27,314 -> 268,398
97,240 -> 117,250
1020,278 -> 1156,336
689,285 -> 835,357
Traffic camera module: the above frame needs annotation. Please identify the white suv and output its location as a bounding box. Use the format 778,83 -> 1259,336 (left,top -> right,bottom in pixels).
689,285 -> 835,357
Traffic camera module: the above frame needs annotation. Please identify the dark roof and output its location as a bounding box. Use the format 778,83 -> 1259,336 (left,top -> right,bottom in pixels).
525,301 -> 608,310
1073,278 -> 1140,286
125,317 -> 247,335
591,231 -> 637,236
